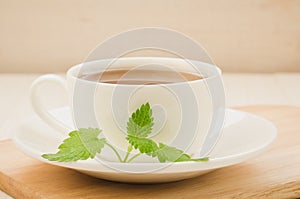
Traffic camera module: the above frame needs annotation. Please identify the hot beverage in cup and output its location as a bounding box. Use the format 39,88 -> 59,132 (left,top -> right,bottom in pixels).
30,57 -> 225,163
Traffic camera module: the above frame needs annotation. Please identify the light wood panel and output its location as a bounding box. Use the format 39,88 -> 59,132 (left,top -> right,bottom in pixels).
0,106 -> 299,198
0,0 -> 300,73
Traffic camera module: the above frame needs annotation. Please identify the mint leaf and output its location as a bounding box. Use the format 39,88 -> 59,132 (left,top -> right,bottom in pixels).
131,103 -> 152,127
125,103 -> 210,163
126,135 -> 158,154
174,153 -> 192,162
153,143 -> 209,163
190,157 -> 209,162
42,103 -> 210,164
154,143 -> 187,163
127,102 -> 153,138
42,128 -> 105,162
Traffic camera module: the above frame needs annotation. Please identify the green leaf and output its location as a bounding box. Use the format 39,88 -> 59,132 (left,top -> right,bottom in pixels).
42,128 -> 106,162
41,103 -> 209,164
153,143 -> 209,163
154,143 -> 188,163
127,102 -> 153,138
125,103 -> 209,163
190,157 -> 210,162
175,153 -> 192,162
131,103 -> 152,127
126,135 -> 158,154
174,154 -> 209,162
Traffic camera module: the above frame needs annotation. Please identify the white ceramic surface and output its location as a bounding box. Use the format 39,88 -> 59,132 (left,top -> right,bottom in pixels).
13,107 -> 277,183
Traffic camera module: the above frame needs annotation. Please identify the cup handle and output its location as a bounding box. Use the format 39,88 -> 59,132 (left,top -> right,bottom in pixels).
30,74 -> 71,134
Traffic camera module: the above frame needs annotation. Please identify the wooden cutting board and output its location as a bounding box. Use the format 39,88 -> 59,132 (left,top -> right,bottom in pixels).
0,106 -> 300,199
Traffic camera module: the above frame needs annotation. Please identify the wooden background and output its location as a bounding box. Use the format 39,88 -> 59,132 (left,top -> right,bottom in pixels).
0,0 -> 300,73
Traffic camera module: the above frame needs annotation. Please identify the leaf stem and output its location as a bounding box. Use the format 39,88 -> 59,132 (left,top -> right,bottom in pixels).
105,142 -> 123,162
127,153 -> 142,163
123,145 -> 132,163
123,152 -> 130,163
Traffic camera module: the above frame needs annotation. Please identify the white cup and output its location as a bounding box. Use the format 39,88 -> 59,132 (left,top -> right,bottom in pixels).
30,57 -> 225,162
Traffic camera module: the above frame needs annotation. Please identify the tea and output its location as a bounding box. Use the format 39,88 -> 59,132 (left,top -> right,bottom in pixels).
79,69 -> 202,85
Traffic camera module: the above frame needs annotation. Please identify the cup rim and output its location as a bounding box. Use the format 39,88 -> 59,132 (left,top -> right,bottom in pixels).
67,57 -> 222,87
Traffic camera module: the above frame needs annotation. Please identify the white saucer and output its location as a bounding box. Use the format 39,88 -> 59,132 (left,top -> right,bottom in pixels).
13,107 -> 277,183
